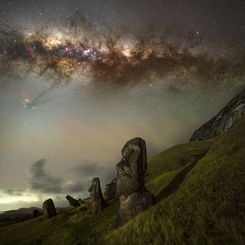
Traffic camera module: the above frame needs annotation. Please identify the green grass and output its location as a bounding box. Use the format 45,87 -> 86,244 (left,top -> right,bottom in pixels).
0,116 -> 245,245
105,116 -> 245,245
0,202 -> 119,245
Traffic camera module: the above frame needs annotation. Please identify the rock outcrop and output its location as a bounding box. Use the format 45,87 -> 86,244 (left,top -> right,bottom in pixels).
190,88 -> 245,141
42,199 -> 56,219
66,195 -> 80,207
116,137 -> 156,226
88,177 -> 105,214
104,178 -> 117,203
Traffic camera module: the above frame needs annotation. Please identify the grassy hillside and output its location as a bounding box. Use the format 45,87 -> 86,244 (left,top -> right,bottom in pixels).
0,116 -> 245,245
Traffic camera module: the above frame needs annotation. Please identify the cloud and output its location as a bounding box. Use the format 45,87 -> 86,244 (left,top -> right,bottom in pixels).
71,160 -> 116,185
1,160 -> 115,210
0,189 -> 70,211
2,189 -> 25,196
65,181 -> 85,193
30,159 -> 64,193
29,159 -> 115,196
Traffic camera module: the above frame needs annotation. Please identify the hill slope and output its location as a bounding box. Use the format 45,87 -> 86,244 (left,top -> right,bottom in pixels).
106,116 -> 245,245
0,116 -> 244,244
190,88 -> 245,141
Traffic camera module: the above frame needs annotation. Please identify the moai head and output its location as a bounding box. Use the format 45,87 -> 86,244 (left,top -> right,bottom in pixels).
116,137 -> 147,197
66,195 -> 80,207
43,198 -> 56,219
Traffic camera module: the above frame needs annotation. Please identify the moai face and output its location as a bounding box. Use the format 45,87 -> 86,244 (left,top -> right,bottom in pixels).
116,137 -> 147,197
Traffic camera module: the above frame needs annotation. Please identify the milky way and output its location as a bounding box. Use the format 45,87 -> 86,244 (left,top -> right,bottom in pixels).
1,21 -> 245,89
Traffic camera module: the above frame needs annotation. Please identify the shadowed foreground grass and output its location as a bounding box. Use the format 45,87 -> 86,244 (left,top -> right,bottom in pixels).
0,116 -> 244,244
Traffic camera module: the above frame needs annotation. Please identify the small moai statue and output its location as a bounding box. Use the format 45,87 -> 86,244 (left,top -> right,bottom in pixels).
43,198 -> 56,219
66,195 -> 80,207
88,177 -> 105,214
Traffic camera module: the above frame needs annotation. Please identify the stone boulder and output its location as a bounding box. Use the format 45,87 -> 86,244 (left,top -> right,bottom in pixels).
42,198 -> 56,219
66,195 -> 80,207
116,137 -> 155,226
88,177 -> 105,214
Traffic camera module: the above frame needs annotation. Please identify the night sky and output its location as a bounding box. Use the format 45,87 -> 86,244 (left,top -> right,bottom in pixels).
0,0 -> 245,211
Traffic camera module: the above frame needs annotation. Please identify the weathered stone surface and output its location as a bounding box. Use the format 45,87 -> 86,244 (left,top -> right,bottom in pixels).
116,137 -> 155,226
104,178 -> 117,202
116,191 -> 156,225
190,89 -> 245,141
116,137 -> 147,197
66,195 -> 80,207
42,198 -> 56,219
88,177 -> 105,214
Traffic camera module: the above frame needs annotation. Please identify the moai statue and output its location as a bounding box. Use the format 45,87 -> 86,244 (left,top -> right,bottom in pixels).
104,178 -> 117,203
88,177 -> 105,214
116,137 -> 155,226
43,198 -> 56,219
66,195 -> 80,207
33,209 -> 42,218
